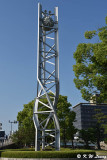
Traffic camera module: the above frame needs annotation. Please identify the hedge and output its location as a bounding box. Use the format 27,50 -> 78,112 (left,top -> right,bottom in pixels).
0,150 -> 96,158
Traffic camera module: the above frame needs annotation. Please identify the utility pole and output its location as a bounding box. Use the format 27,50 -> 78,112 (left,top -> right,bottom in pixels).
9,120 -> 17,135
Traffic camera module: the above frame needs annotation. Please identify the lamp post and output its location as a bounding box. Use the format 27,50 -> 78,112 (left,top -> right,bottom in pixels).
9,120 -> 17,135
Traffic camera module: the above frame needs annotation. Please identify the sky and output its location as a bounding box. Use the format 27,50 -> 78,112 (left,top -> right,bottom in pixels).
0,0 -> 107,135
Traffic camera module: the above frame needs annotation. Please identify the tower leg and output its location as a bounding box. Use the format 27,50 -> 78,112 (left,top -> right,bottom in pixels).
55,130 -> 60,150
42,130 -> 45,150
35,129 -> 40,151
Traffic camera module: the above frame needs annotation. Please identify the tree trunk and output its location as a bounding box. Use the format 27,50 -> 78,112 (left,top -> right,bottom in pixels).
85,140 -> 89,149
97,139 -> 101,149
72,139 -> 74,149
63,128 -> 66,148
96,125 -> 101,150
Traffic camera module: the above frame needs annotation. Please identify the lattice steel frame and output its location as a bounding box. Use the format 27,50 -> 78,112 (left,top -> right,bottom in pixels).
33,3 -> 60,151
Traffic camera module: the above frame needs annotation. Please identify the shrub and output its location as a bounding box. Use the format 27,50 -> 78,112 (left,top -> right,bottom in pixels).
1,150 -> 96,158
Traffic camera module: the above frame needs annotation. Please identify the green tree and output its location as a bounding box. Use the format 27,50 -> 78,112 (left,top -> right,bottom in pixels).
73,17 -> 107,103
79,128 -> 95,149
12,95 -> 77,148
12,100 -> 35,147
93,109 -> 107,149
66,113 -> 77,148
57,95 -> 77,148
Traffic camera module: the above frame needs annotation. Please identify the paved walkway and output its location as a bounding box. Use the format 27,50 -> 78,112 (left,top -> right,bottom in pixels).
0,158 -> 107,160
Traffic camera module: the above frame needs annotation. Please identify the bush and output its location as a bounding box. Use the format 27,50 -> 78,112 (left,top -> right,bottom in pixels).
4,148 -> 35,151
0,150 -> 96,158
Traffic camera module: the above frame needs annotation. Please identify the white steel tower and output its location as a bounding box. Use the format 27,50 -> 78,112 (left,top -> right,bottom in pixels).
33,3 -> 60,151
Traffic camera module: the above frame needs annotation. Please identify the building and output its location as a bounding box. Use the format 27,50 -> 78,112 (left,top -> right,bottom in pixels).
0,130 -> 5,140
73,103 -> 107,130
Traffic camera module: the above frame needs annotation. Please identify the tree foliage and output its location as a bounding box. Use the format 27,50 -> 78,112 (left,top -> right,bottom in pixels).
73,17 -> 107,103
79,128 -> 95,149
12,100 -> 35,147
57,95 -> 77,147
78,108 -> 107,150
12,95 -> 77,148
93,109 -> 107,149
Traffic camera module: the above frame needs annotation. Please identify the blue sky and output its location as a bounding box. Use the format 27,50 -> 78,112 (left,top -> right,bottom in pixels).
0,0 -> 107,134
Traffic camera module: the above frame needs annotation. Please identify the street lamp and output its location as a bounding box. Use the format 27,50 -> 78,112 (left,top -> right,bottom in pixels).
9,120 -> 17,135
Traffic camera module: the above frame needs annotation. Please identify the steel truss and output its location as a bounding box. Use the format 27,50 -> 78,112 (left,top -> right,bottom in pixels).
33,3 -> 60,151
